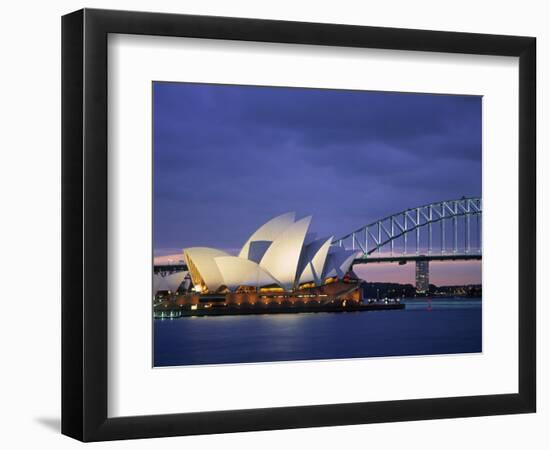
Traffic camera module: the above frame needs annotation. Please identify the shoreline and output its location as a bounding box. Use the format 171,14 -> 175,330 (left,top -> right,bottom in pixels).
154,301 -> 405,319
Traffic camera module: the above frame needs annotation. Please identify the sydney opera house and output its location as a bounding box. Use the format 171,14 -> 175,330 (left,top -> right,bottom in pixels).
154,213 -> 383,317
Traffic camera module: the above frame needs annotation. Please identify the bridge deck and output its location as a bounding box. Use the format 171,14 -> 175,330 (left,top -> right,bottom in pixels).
154,253 -> 481,273
354,254 -> 481,264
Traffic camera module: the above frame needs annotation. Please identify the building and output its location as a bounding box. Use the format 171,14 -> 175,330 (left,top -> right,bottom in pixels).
152,213 -> 367,315
183,212 -> 360,295
152,270 -> 187,299
415,260 -> 430,294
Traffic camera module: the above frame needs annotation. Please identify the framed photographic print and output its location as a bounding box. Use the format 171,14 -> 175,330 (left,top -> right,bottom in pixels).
61,8 -> 536,441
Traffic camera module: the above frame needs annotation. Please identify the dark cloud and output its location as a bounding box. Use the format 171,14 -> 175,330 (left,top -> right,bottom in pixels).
153,82 -> 481,255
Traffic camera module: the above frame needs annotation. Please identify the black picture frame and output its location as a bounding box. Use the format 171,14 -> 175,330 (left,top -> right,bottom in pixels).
61,8 -> 536,442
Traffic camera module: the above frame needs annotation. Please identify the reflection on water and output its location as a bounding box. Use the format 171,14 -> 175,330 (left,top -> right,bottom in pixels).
154,297 -> 482,367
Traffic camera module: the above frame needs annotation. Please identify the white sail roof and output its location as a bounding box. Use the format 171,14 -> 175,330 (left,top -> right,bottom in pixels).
153,271 -> 187,294
323,248 -> 360,279
238,212 -> 295,262
214,256 -> 279,292
181,215 -> 358,293
298,236 -> 333,286
259,216 -> 312,290
183,247 -> 230,292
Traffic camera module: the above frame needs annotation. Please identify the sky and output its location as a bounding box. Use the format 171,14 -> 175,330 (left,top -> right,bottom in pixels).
153,82 -> 482,285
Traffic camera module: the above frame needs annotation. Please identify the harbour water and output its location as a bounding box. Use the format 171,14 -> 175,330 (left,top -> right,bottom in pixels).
153,297 -> 481,367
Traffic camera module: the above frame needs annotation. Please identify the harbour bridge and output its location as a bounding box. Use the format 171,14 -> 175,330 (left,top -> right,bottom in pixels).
334,197 -> 482,264
333,196 -> 482,292
154,197 -> 482,290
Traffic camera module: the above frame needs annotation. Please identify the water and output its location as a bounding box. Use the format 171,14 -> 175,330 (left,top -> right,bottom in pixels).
153,297 -> 481,367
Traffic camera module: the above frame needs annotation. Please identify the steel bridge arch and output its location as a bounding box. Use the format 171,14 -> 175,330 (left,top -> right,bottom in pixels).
333,197 -> 482,256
